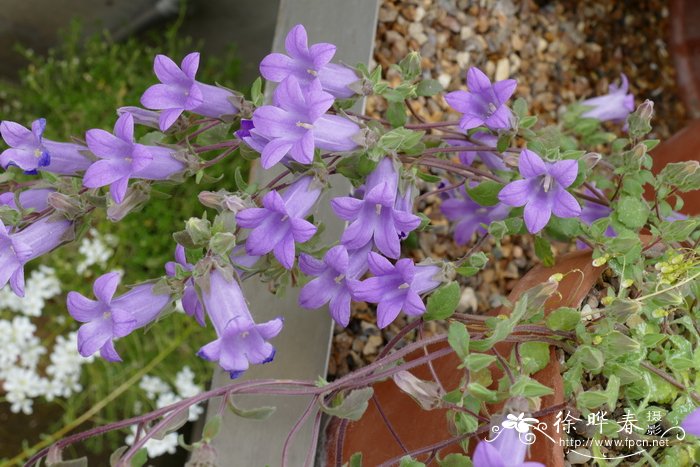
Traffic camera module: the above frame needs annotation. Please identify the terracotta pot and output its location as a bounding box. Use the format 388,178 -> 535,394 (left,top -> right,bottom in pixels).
324,250 -> 603,466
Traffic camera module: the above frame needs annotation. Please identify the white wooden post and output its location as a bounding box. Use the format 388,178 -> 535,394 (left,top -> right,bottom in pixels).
205,1 -> 379,465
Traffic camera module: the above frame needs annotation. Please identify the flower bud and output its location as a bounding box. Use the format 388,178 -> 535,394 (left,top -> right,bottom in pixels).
186,217 -> 212,246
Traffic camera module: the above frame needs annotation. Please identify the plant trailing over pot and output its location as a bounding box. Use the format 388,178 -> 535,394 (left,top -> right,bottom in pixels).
2,23 -> 699,467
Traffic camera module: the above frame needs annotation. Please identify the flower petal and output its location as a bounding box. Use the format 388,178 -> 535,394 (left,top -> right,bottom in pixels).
524,194 -> 553,234
518,149 -> 547,178
77,319 -> 112,358
549,159 -> 579,188
551,186 -> 582,218
93,272 -> 121,304
67,292 -> 102,322
466,67 -> 492,93
498,179 -> 535,207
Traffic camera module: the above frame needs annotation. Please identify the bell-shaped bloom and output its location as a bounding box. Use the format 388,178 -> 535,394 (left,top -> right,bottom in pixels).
473,423 -> 544,467
140,52 -> 239,131
332,158 -> 421,259
0,188 -> 54,212
682,408 -> 700,436
445,67 -> 517,131
236,176 -> 320,269
498,150 -> 581,234
298,243 -> 370,327
0,216 -> 72,297
117,106 -> 162,130
165,244 -> 204,326
0,119 -> 91,175
581,74 -> 634,123
83,113 -> 185,203
67,272 -> 171,362
196,266 -> 283,378
441,184 -> 510,245
260,24 -> 359,99
451,132 -> 509,172
349,252 -> 441,328
234,119 -> 270,154
252,77 -> 359,169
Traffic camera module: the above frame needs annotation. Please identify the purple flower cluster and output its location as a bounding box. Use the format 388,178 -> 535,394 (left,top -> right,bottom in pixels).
0,119 -> 91,175
238,25 -> 361,170
67,272 -> 171,361
141,52 -> 239,131
331,158 -> 421,259
296,158 -> 441,329
260,24 -> 359,99
0,188 -> 54,212
441,182 -> 510,245
498,149 -> 581,234
250,77 -> 360,169
197,266 -> 283,378
445,67 -> 517,131
0,216 -> 72,297
236,176 -> 320,269
581,74 -> 634,123
165,245 -> 205,326
83,113 -> 185,203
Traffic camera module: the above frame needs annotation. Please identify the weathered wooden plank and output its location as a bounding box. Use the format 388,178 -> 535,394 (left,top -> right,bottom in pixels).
206,1 -> 379,465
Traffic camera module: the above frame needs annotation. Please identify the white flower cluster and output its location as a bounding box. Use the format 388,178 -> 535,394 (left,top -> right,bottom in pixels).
76,228 -> 117,274
1,265 -> 94,414
0,265 -> 61,317
0,320 -> 93,414
125,366 -> 204,458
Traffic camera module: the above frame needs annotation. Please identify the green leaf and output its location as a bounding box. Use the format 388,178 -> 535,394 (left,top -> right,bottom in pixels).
658,219 -> 700,241
546,307 -> 580,331
534,236 -> 555,267
203,414 -> 222,440
496,133 -> 512,153
131,450 -> 148,467
466,181 -> 504,206
519,115 -> 537,129
379,128 -> 424,152
424,282 -> 461,321
519,341 -> 551,374
512,98 -> 528,118
467,382 -> 499,402
448,322 -> 470,360
659,161 -> 700,192
509,376 -> 554,397
573,345 -> 604,372
347,452 -> 363,467
416,171 -> 442,183
616,197 -> 649,229
399,456 -> 426,467
49,458 -> 89,467
455,266 -> 479,277
464,353 -> 496,372
320,387 -> 373,421
416,79 -> 443,96
110,447 -> 128,467
577,390 -> 610,409
386,101 -> 407,128
151,408 -> 189,440
228,400 -> 276,420
438,454 -> 473,467
250,77 -> 264,106
398,52 -> 421,81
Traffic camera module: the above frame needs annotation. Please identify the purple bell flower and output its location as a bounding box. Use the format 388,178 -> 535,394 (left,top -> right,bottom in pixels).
331,158 -> 421,259
260,24 -> 359,99
473,425 -> 544,467
581,74 -> 634,123
0,216 -> 72,297
441,184 -> 510,245
445,67 -> 517,131
450,132 -> 509,172
117,106 -> 162,130
67,272 -> 171,361
0,188 -> 54,212
349,252 -> 441,328
498,150 -> 581,234
236,176 -> 320,269
140,52 -> 239,131
298,243 -> 370,327
165,244 -> 205,326
83,113 -> 185,203
681,408 -> 700,436
0,119 -> 91,175
252,77 -> 359,169
235,119 -> 270,154
196,266 -> 283,378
